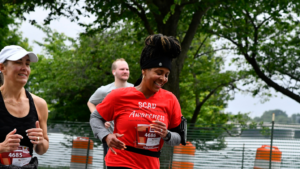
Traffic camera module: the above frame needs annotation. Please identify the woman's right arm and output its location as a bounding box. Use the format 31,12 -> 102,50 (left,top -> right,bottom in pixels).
0,129 -> 23,153
90,111 -> 126,154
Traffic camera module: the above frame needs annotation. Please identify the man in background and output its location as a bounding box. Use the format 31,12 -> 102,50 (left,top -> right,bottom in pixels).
87,58 -> 133,158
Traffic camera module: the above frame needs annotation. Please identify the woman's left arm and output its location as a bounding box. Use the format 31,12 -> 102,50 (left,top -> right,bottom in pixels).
27,94 -> 49,155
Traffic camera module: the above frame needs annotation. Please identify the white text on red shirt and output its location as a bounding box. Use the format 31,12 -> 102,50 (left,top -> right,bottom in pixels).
138,102 -> 157,109
129,111 -> 165,121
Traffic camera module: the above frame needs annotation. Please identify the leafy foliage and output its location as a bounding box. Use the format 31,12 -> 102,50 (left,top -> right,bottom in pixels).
253,109 -> 291,124
8,0 -> 254,125
7,0 -> 300,111
0,4 -> 31,51
180,34 -> 242,123
6,0 -> 229,100
29,23 -> 240,124
202,0 -> 300,103
29,23 -> 143,121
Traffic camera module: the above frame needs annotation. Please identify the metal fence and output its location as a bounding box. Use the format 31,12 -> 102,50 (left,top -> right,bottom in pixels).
35,121 -> 300,169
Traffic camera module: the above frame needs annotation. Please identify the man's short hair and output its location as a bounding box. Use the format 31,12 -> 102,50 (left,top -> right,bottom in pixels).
111,58 -> 127,70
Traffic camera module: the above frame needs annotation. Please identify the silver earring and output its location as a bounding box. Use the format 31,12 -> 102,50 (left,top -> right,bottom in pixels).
142,75 -> 144,79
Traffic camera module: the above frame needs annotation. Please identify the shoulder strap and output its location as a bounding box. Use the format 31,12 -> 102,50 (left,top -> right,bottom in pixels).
0,90 -> 3,102
25,90 -> 39,119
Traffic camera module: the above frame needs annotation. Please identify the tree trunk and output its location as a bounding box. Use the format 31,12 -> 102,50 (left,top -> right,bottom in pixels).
163,7 -> 210,99
164,58 -> 181,99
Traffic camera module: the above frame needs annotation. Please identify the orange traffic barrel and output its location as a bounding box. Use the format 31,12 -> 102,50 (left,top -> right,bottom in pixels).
171,142 -> 195,169
70,137 -> 94,169
253,145 -> 282,169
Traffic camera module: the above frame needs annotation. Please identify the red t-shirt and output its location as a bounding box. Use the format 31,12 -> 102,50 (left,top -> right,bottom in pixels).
96,87 -> 182,169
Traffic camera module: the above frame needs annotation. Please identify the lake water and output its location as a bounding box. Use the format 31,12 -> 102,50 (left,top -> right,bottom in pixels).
34,133 -> 300,169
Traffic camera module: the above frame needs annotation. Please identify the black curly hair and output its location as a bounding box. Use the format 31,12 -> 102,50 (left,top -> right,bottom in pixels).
134,34 -> 181,86
140,34 -> 181,68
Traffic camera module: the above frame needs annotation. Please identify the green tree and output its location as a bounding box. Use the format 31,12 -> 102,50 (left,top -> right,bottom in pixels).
254,109 -> 290,123
290,113 -> 300,124
0,3 -> 30,50
30,23 -> 239,123
180,34 -> 244,123
6,0 -> 230,101
7,1 -> 268,125
29,23 -> 143,121
6,0 -> 300,114
203,0 -> 300,103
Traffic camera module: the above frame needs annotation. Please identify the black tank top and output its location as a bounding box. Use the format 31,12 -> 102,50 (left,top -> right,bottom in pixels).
0,90 -> 38,156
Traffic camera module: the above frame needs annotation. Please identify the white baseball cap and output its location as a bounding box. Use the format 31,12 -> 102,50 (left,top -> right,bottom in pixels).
0,45 -> 38,63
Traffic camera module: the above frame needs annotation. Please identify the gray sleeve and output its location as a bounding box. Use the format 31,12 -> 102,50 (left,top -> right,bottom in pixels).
89,110 -> 110,142
127,83 -> 134,87
89,87 -> 105,105
163,132 -> 181,146
107,121 -> 114,133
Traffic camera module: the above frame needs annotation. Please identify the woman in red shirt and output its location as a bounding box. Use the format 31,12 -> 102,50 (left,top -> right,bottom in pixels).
90,34 -> 185,169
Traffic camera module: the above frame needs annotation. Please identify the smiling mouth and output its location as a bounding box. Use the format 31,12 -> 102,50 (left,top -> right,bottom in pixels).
18,74 -> 27,77
155,82 -> 163,88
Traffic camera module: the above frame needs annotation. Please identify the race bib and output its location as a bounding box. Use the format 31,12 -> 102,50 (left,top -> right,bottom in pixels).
136,124 -> 161,149
0,146 -> 32,166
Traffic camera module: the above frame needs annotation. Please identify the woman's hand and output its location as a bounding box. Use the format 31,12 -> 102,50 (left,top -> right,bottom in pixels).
0,129 -> 23,153
150,120 -> 168,138
105,133 -> 126,155
26,121 -> 44,145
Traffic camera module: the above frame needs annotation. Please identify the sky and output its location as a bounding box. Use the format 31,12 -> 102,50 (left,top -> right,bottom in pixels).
19,8 -> 300,119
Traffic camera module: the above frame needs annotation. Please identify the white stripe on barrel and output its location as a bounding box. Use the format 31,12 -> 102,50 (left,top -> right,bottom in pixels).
172,142 -> 195,169
70,137 -> 93,169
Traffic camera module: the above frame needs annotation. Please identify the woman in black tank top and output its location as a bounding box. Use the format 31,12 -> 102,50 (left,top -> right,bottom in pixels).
0,45 -> 49,168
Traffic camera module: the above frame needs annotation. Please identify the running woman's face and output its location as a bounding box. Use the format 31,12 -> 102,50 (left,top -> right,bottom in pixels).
0,55 -> 31,85
113,61 -> 130,81
143,67 -> 170,93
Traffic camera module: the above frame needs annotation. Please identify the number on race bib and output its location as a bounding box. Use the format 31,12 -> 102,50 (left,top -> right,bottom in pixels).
8,153 -> 22,158
144,133 -> 157,138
